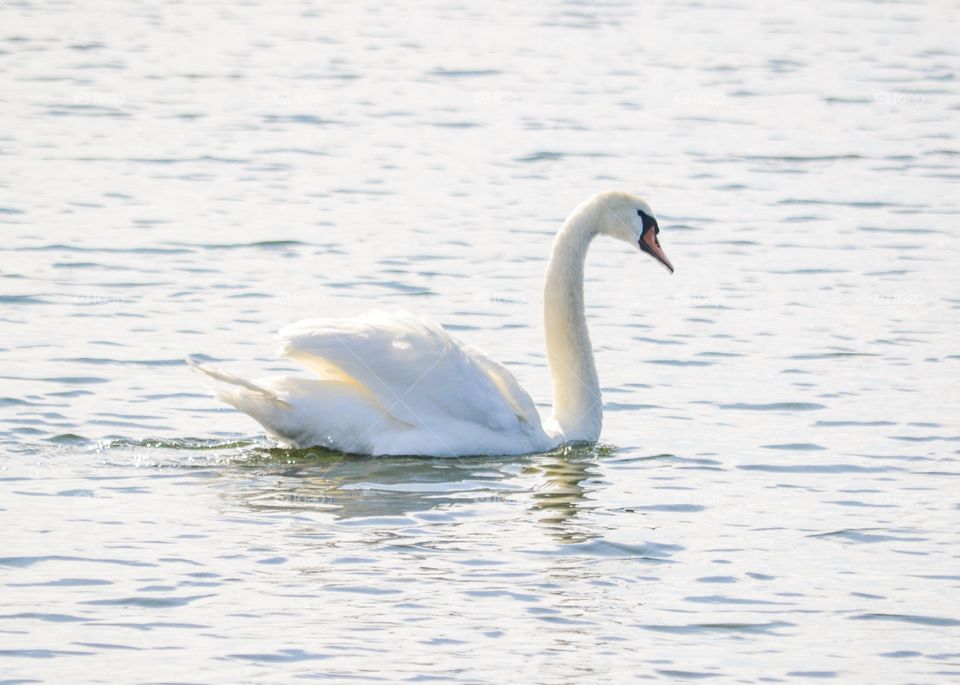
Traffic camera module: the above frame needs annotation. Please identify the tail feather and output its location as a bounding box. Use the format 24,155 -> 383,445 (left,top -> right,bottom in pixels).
186,358 -> 288,405
187,357 -> 391,451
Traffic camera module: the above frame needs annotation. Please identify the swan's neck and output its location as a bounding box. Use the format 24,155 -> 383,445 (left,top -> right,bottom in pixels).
544,203 -> 602,442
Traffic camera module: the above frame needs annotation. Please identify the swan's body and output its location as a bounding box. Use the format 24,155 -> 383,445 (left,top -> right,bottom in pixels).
192,190 -> 673,456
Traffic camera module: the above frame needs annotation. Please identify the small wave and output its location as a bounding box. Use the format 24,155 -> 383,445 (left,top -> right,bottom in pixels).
262,114 -> 339,126
0,294 -> 48,304
103,437 -> 256,451
816,420 -> 895,427
642,620 -> 793,635
788,352 -> 879,360
0,612 -> 87,623
646,359 -> 714,367
858,226 -> 944,235
0,647 -> 95,658
428,68 -> 501,78
545,539 -> 683,561
684,595 -> 791,605
173,240 -> 310,250
515,150 -> 616,163
627,503 -> 706,512
225,648 -> 330,663
53,357 -> 187,367
81,594 -> 214,608
9,376 -> 109,385
10,244 -> 191,254
809,529 -> 926,544
720,402 -> 826,411
0,555 -> 155,568
849,613 -> 960,627
738,464 -> 896,473
0,397 -> 39,407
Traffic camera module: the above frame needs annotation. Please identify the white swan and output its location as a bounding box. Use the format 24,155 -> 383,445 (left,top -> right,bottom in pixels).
191,190 -> 673,456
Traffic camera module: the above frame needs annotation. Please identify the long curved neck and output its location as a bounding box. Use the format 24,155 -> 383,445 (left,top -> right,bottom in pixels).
543,202 -> 603,442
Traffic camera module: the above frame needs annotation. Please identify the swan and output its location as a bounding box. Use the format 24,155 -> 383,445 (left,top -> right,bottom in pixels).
190,190 -> 674,457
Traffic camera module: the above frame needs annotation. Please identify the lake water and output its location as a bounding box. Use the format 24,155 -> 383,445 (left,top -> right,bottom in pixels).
2,0 -> 959,682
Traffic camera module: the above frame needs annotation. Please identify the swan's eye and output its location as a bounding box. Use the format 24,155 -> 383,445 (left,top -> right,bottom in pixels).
637,209 -> 658,236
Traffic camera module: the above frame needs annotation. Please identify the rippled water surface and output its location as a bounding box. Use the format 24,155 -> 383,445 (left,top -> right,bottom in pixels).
2,0 -> 959,682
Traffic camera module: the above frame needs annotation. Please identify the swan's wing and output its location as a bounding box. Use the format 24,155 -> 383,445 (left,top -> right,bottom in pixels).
465,344 -> 542,428
278,310 -> 542,433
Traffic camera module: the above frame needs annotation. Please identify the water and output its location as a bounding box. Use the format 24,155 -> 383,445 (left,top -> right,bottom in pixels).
1,0 -> 959,681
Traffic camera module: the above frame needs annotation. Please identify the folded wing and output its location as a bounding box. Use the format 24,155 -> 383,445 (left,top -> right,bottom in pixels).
278,310 -> 542,435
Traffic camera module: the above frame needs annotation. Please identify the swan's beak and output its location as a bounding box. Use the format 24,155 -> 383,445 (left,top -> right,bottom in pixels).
640,229 -> 674,274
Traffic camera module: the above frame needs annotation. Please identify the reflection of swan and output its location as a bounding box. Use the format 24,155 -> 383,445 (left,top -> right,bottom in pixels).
225,445 -> 606,524
228,448 -> 527,520
532,446 -> 605,544
191,191 -> 673,456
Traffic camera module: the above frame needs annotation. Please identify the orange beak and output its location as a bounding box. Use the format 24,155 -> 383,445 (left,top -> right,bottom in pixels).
640,228 -> 674,273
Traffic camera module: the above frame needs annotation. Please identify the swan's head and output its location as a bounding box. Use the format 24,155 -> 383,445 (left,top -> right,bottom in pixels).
592,190 -> 674,273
